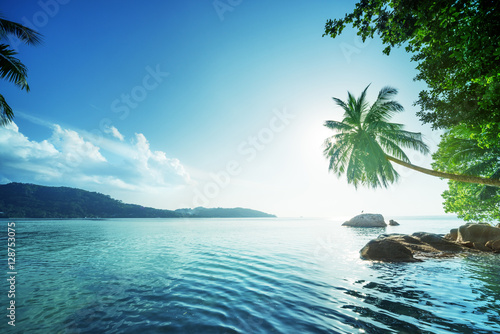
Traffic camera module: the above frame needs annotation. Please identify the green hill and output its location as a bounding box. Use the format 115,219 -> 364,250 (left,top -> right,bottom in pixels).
175,207 -> 276,218
0,183 -> 179,218
0,183 -> 275,219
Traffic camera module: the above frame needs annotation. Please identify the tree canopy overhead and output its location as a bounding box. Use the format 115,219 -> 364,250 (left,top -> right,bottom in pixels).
324,0 -> 500,222
324,0 -> 500,133
432,125 -> 500,222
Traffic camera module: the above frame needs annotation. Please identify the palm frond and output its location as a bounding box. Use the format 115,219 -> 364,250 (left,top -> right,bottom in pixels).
0,93 -> 14,125
364,87 -> 404,124
364,135 -> 399,186
379,129 -> 430,154
346,149 -> 365,188
0,17 -> 42,45
365,120 -> 405,133
377,86 -> 398,101
332,96 -> 348,111
324,120 -> 354,132
324,138 -> 353,174
356,84 -> 371,121
324,85 -> 429,189
377,136 -> 411,162
0,44 -> 29,90
351,91 -> 365,125
328,147 -> 351,175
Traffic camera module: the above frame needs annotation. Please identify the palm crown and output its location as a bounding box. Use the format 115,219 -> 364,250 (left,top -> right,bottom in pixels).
324,85 -> 430,188
0,16 -> 42,125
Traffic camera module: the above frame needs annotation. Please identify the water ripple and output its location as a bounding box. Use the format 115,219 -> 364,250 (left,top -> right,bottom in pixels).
4,218 -> 500,334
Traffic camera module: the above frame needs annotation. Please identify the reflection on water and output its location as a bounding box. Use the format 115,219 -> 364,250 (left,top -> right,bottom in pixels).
346,260 -> 499,334
2,218 -> 499,334
463,254 -> 500,327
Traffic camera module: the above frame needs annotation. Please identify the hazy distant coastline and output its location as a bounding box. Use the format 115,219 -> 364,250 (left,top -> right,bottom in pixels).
0,183 -> 276,219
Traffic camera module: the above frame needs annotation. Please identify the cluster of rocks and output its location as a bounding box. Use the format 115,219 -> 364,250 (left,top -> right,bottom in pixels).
360,223 -> 500,262
446,223 -> 500,252
341,213 -> 500,262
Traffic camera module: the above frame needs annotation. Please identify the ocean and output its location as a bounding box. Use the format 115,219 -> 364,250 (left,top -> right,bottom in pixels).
1,217 -> 499,333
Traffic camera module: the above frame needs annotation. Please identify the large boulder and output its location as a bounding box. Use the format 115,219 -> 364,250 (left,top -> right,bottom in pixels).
444,228 -> 458,241
457,223 -> 500,252
411,232 -> 466,252
342,213 -> 387,227
360,232 -> 473,262
360,235 -> 419,262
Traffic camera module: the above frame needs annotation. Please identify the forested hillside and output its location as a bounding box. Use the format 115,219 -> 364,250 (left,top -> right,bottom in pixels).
0,183 -> 276,218
0,183 -> 179,218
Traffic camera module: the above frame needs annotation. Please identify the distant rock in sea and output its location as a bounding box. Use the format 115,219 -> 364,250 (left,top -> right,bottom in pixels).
342,213 -> 387,227
389,219 -> 400,226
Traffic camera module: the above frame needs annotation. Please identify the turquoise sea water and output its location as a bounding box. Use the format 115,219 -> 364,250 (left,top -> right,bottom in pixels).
1,217 -> 500,333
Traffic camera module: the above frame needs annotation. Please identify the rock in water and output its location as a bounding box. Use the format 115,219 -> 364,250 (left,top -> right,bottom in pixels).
360,236 -> 419,262
389,219 -> 400,226
444,228 -> 458,241
360,233 -> 472,262
360,223 -> 500,262
457,224 -> 500,252
342,213 -> 386,227
485,239 -> 500,252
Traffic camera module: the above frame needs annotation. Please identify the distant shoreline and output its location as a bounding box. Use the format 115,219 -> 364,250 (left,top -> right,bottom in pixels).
0,182 -> 276,219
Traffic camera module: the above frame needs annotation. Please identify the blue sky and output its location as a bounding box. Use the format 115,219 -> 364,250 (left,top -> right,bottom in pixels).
1,0 -> 449,218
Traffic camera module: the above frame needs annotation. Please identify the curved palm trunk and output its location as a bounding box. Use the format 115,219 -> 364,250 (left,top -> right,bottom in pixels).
385,155 -> 500,187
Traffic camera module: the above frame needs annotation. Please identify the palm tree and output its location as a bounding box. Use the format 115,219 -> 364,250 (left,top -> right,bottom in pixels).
323,85 -> 500,188
0,15 -> 42,125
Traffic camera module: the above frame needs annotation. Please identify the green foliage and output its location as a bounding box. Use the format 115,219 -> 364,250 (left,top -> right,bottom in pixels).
0,44 -> 29,91
324,1 -> 500,219
432,125 -> 500,222
442,182 -> 500,223
324,0 -> 500,131
323,85 -> 429,188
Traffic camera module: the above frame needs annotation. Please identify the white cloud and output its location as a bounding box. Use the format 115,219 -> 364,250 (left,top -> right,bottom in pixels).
51,125 -> 107,165
0,122 -> 58,161
111,126 -> 124,141
131,133 -> 191,185
0,121 -> 191,199
0,123 -> 62,181
105,125 -> 124,141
